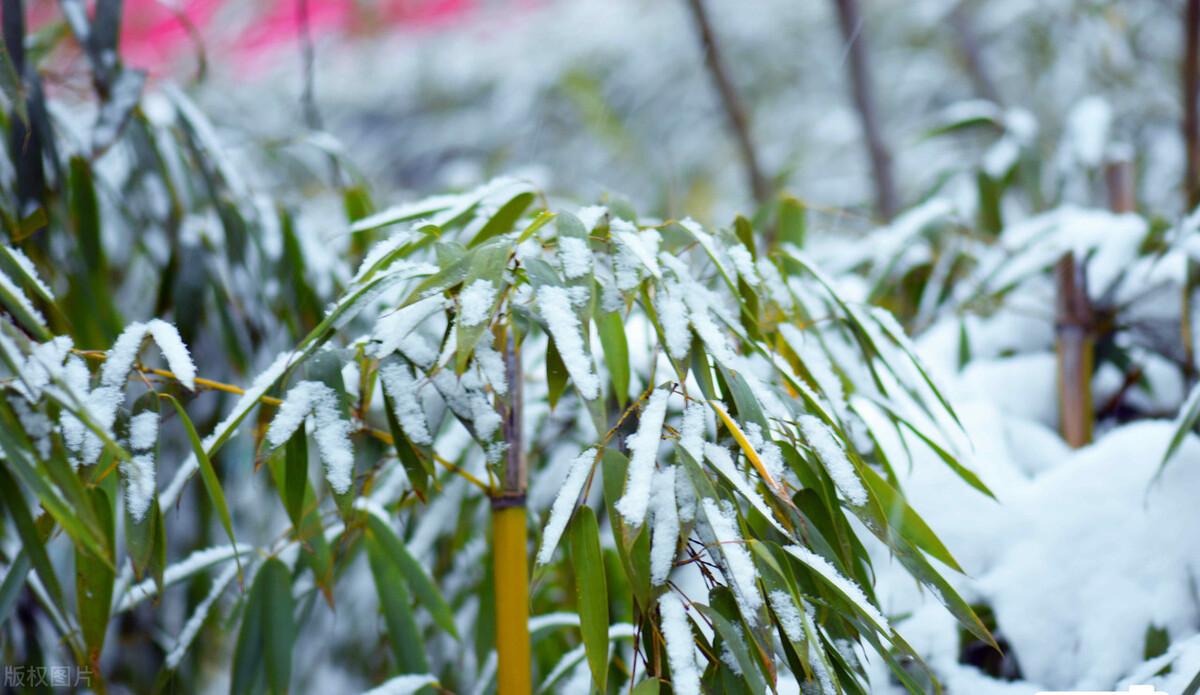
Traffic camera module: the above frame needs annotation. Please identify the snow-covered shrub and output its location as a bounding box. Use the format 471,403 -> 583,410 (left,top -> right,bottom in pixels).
0,168 -> 997,692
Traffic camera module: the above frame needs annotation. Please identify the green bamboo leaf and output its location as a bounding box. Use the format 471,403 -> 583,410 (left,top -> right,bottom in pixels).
630,678 -> 662,695
366,528 -> 429,673
365,513 -> 458,639
867,396 -> 993,499
75,487 -> 114,664
1160,382 -> 1200,476
695,598 -> 768,694
231,565 -> 267,694
0,551 -> 30,626
382,388 -> 432,496
283,428 -> 309,528
0,266 -> 50,340
455,239 -> 511,373
0,411 -> 109,565
778,196 -> 806,248
858,463 -> 963,573
600,448 -> 649,608
0,467 -> 62,606
260,559 -> 295,695
595,306 -> 630,407
546,336 -> 568,408
124,498 -> 166,588
567,506 -> 608,692
517,210 -> 557,243
162,394 -> 241,578
467,191 -> 534,248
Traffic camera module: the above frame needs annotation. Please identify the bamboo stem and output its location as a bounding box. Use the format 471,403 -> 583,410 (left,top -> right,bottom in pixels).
493,329 -> 531,693
1055,254 -> 1093,448
492,505 -> 531,694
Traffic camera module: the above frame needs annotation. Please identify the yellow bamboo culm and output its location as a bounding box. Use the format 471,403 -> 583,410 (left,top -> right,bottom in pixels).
492,505 -> 531,694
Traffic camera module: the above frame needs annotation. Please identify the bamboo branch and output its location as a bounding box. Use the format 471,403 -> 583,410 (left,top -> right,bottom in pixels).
832,0 -> 898,220
684,0 -> 771,206
71,349 -> 493,493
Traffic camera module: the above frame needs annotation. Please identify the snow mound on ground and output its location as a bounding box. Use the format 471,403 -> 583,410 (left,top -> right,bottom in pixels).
980,422 -> 1200,690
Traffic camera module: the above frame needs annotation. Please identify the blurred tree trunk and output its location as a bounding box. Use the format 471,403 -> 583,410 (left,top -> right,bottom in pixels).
684,0 -> 771,207
1184,0 -> 1200,381
949,0 -> 1000,104
832,0 -> 898,220
1186,0 -> 1200,208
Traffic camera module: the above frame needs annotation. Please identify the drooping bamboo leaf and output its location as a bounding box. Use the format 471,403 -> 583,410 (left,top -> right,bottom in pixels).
468,191 -> 534,248
0,466 -> 62,606
75,487 -> 114,664
595,306 -> 629,407
261,558 -> 296,695
546,336 -> 568,408
567,506 -> 608,692
365,512 -> 458,639
366,527 -> 429,673
163,393 -> 241,577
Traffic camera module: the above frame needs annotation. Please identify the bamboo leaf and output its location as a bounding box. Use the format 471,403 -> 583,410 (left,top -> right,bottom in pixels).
0,467 -> 62,606
261,558 -> 295,695
163,394 -> 241,578
858,463 -> 963,573
75,487 -> 114,664
366,528 -> 429,673
568,506 -> 608,692
595,306 -> 630,407
547,336 -> 568,408
365,512 -> 458,639
468,191 -> 534,248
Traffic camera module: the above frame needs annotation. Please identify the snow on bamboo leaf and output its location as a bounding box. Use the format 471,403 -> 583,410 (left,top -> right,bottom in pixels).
701,498 -> 763,621
371,295 -> 447,362
122,410 -> 160,521
798,415 -> 867,506
537,284 -> 600,400
679,401 -> 707,461
656,281 -> 691,361
649,466 -> 680,585
536,448 -> 596,565
614,386 -> 670,526
703,443 -> 788,536
784,544 -> 889,630
0,266 -> 47,330
658,593 -> 702,695
101,319 -> 197,390
164,562 -> 238,669
267,381 -> 355,494
361,674 -> 439,695
768,589 -> 805,643
459,279 -> 498,326
379,361 -> 432,445
558,237 -> 593,279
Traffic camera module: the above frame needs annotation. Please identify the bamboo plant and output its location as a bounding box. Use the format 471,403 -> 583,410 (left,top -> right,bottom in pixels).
1,170 -> 996,692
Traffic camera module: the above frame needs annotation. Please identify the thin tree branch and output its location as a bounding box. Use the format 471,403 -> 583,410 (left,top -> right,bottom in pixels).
684,0 -> 771,206
832,0 -> 898,220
